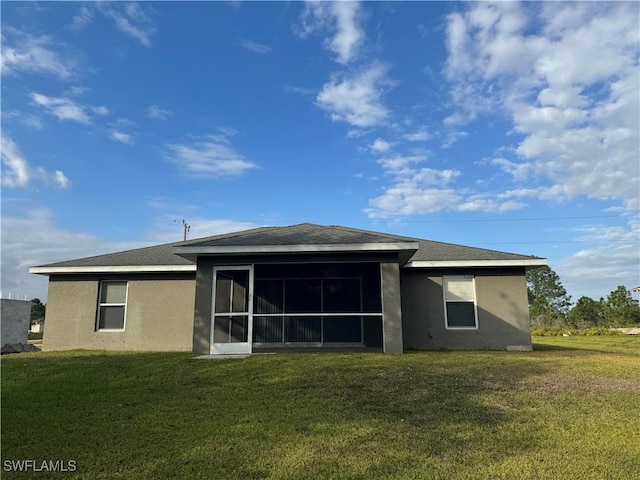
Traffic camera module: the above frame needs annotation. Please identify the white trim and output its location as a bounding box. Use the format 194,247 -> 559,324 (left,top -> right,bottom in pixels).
405,259 -> 546,268
29,265 -> 196,275
174,242 -> 419,256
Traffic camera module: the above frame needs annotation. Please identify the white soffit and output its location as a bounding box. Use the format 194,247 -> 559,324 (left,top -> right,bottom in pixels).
405,259 -> 547,268
29,265 -> 197,275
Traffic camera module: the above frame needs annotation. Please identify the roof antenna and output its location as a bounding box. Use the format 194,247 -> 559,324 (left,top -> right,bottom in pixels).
174,219 -> 191,241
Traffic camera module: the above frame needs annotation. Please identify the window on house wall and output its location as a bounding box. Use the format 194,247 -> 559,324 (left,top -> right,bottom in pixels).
443,275 -> 478,329
97,281 -> 127,330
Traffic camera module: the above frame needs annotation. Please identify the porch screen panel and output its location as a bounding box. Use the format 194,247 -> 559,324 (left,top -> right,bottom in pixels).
214,274 -> 232,313
254,279 -> 284,314
323,279 -> 361,312
213,269 -> 250,344
286,316 -> 321,342
324,316 -> 361,343
215,270 -> 249,314
213,316 -> 249,343
253,263 -> 383,346
253,316 -> 283,343
285,279 -> 321,313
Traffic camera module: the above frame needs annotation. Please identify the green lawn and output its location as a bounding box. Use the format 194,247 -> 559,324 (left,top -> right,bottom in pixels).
2,337 -> 639,479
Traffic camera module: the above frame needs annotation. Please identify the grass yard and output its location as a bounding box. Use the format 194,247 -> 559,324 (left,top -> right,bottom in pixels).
2,337 -> 639,480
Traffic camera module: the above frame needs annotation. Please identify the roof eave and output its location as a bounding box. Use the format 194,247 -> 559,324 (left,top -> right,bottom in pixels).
29,265 -> 197,276
404,258 -> 547,269
173,241 -> 420,261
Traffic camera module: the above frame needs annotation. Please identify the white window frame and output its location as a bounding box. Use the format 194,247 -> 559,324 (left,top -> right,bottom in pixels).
443,275 -> 478,330
96,280 -> 128,332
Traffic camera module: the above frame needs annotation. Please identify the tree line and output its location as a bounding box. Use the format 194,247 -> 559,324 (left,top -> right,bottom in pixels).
527,266 -> 640,328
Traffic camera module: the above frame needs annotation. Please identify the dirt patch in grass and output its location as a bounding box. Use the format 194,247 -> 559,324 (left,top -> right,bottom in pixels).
522,370 -> 640,399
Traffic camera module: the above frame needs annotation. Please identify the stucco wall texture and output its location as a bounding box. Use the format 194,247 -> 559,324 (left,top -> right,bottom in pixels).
401,268 -> 532,351
43,275 -> 195,351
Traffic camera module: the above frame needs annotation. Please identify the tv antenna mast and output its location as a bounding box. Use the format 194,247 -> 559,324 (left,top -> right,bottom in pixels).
174,219 -> 191,241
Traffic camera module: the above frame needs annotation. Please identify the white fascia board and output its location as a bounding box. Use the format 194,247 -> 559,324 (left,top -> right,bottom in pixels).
173,242 -> 420,255
29,265 -> 196,275
405,258 -> 547,268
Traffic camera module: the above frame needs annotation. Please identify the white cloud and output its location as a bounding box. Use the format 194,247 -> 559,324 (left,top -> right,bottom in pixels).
147,105 -> 171,120
1,205 -> 263,301
166,132 -> 257,178
30,93 -> 90,123
443,2 -> 639,211
91,105 -> 110,116
556,218 -> 640,300
70,5 -> 94,32
295,1 -> 364,65
2,111 -> 43,130
369,138 -> 391,153
1,209 -> 142,301
109,130 -> 134,145
316,63 -> 390,127
368,183 -> 462,217
1,134 -> 30,188
366,145 -> 527,218
152,216 -> 260,244
403,127 -> 431,142
239,39 -> 272,54
30,93 -> 111,124
1,133 -> 70,189
96,2 -> 156,47
283,85 -> 316,96
1,27 -> 79,79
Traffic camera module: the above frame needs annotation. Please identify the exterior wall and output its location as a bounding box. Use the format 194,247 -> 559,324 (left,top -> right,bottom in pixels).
401,268 -> 532,350
381,260 -> 403,354
43,274 -> 195,351
1,299 -> 31,346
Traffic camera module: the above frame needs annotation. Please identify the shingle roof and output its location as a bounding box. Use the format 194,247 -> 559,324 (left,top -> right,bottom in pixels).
174,223 -> 418,247
31,223 -> 544,272
410,239 -> 539,262
34,242 -> 194,268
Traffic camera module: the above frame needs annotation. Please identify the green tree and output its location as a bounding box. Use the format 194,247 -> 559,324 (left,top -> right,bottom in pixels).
526,266 -> 572,327
30,298 -> 46,323
567,296 -> 605,328
603,286 -> 640,326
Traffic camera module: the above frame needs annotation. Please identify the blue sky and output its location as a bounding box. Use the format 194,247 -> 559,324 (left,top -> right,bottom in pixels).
1,1 -> 639,303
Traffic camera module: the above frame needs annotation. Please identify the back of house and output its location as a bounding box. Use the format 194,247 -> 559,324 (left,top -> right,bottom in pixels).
30,223 -> 546,354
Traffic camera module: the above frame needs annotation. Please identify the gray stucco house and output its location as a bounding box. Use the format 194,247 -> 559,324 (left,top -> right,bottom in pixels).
30,223 -> 546,354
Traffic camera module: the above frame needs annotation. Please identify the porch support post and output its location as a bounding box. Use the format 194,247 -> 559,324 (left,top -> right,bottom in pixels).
381,259 -> 404,354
